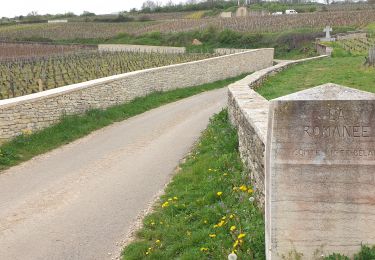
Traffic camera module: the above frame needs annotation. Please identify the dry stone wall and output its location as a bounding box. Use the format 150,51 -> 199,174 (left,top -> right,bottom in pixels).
228,55 -> 328,209
214,48 -> 252,55
0,49 -> 274,142
316,43 -> 333,56
98,44 -> 186,53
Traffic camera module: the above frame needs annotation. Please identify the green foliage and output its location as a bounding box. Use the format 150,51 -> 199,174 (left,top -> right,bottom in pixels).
325,245 -> 375,260
325,253 -> 350,260
122,109 -> 265,259
353,245 -> 375,259
0,75 -> 245,172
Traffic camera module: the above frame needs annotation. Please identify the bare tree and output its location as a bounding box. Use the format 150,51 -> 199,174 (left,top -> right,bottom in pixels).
142,0 -> 158,11
165,0 -> 175,6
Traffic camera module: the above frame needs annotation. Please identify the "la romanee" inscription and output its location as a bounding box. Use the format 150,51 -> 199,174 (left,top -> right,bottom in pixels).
303,108 -> 371,138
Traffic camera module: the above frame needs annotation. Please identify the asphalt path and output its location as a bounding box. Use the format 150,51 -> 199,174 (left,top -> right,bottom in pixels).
0,88 -> 227,260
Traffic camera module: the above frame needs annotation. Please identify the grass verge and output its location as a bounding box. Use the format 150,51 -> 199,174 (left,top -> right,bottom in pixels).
122,110 -> 265,259
257,56 -> 375,100
0,75 -> 244,172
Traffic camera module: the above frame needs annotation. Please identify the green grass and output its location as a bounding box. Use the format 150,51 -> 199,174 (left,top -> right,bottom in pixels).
257,56 -> 375,100
0,75 -> 244,172
325,245 -> 375,260
122,110 -> 265,260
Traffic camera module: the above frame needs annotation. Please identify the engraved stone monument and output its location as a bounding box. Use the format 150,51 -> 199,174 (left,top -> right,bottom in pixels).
265,84 -> 375,259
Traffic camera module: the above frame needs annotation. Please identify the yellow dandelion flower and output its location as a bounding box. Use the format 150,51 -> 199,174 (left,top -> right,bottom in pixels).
239,185 -> 248,192
217,191 -> 223,196
217,220 -> 225,227
200,247 -> 209,252
209,234 -> 216,238
145,252 -> 149,255
233,240 -> 239,248
229,214 -> 235,219
213,224 -> 219,228
162,201 -> 169,208
232,187 -> 239,191
151,222 -> 155,226
168,198 -> 173,201
173,196 -> 178,200
238,233 -> 246,239
222,216 -> 226,220
155,240 -> 161,244
223,173 -> 228,176
230,225 -> 236,231
204,220 -> 208,224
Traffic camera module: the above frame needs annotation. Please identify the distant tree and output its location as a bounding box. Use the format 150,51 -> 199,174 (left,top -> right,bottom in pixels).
142,0 -> 158,11
26,11 -> 43,22
166,0 -> 175,6
81,11 -> 96,17
27,11 -> 39,17
64,12 -> 76,17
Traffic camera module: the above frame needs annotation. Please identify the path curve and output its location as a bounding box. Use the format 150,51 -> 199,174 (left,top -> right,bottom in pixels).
0,88 -> 227,260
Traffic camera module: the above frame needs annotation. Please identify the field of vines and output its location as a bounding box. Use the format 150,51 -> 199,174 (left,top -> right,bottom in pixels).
336,37 -> 375,55
0,42 -> 96,60
0,51 -> 216,99
0,10 -> 375,41
143,10 -> 375,34
0,22 -> 161,41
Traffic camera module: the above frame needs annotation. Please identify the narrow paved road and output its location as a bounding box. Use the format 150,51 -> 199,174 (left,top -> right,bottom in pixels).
0,88 -> 227,260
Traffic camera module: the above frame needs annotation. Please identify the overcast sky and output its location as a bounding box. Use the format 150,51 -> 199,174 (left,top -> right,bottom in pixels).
0,0 -> 182,18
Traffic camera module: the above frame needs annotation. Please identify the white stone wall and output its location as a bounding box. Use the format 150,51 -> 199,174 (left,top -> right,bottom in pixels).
214,48 -> 252,55
220,12 -> 232,18
0,49 -> 274,142
98,44 -> 186,54
228,55 -> 328,209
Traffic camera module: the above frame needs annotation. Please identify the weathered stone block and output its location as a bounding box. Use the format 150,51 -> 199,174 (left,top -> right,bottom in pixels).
266,83 -> 375,259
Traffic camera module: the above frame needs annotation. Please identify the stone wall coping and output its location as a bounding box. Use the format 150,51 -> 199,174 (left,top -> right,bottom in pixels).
98,44 -> 186,53
99,44 -> 185,50
228,55 -> 328,144
0,49 -> 273,109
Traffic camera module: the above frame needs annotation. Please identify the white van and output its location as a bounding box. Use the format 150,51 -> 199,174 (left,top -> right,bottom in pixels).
285,9 -> 298,14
